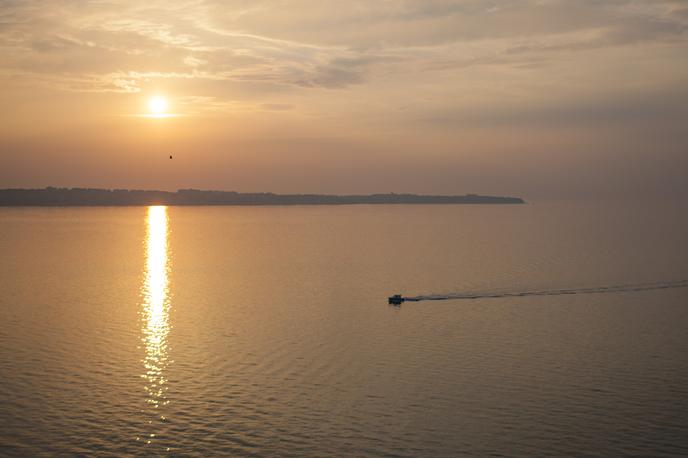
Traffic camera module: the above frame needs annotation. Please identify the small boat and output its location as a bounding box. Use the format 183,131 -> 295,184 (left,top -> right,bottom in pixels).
388,294 -> 404,305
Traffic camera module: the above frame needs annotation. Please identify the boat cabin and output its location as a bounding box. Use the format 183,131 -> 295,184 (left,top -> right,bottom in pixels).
388,294 -> 404,305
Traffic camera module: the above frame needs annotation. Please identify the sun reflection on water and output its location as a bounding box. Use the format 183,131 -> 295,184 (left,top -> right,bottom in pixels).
140,206 -> 171,444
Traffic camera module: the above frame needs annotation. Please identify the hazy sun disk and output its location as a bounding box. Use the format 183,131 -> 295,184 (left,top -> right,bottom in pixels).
148,96 -> 168,114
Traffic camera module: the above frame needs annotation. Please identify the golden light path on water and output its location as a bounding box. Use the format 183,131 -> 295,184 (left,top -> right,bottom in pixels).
140,206 -> 171,445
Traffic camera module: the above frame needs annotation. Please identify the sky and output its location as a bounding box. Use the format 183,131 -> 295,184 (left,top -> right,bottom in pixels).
1,0 -> 687,200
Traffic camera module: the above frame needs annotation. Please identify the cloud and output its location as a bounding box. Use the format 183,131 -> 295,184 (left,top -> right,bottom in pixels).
260,103 -> 293,111
0,0 -> 685,97
420,84 -> 688,128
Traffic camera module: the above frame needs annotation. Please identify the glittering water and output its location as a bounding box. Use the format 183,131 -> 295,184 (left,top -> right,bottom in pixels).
0,202 -> 687,456
139,206 -> 171,446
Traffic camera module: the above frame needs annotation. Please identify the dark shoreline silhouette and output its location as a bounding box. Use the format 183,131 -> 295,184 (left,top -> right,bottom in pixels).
0,187 -> 525,206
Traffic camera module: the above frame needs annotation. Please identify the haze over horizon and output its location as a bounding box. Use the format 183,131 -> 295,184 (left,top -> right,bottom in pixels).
1,1 -> 687,201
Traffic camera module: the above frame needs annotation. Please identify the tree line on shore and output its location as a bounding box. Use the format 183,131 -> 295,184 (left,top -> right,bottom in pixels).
0,187 -> 525,206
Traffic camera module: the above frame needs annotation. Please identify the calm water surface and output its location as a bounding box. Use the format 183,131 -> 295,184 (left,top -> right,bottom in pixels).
0,202 -> 687,456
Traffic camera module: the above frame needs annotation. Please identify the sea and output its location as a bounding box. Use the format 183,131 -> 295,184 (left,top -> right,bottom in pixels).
0,201 -> 686,456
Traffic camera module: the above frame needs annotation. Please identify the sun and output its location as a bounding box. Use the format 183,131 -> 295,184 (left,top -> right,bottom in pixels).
148,96 -> 168,115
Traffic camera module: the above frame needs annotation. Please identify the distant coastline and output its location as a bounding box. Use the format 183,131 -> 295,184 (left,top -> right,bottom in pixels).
0,187 -> 525,206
